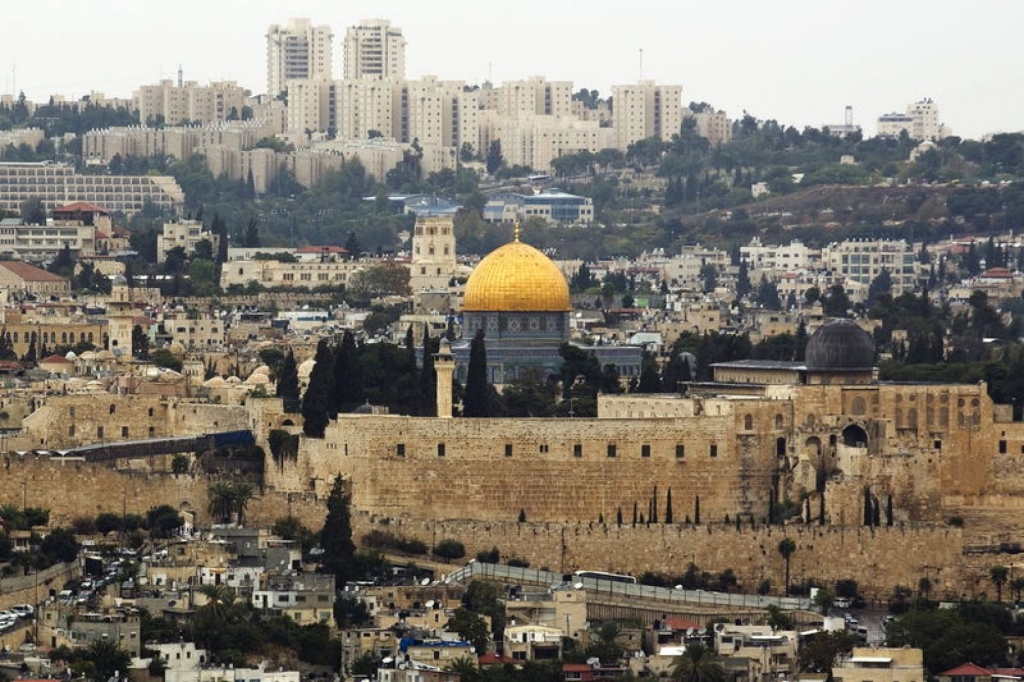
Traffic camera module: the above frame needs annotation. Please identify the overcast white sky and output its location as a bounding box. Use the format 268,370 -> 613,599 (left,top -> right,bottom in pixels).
1,0 -> 1020,140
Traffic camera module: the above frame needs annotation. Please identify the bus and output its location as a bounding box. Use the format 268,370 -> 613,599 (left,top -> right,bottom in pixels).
573,570 -> 637,584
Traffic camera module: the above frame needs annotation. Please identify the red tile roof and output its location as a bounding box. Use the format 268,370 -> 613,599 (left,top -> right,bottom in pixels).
940,663 -> 994,677
53,201 -> 110,215
41,355 -> 73,364
0,261 -> 68,282
478,652 -> 516,666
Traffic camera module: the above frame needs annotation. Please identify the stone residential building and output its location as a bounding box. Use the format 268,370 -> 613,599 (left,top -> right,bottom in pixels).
834,647 -> 925,682
611,81 -> 683,151
0,260 -> 70,297
876,98 -> 949,140
266,18 -> 333,98
251,571 -> 335,624
343,19 -> 406,81
156,220 -> 220,264
0,161 -> 184,215
504,624 -> 563,661
134,79 -> 250,126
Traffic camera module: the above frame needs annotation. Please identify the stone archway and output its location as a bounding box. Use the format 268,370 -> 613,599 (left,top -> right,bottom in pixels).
842,423 -> 868,448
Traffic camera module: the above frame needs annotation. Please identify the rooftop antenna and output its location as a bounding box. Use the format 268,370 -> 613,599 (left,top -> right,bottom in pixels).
639,48 -> 643,81
177,64 -> 183,88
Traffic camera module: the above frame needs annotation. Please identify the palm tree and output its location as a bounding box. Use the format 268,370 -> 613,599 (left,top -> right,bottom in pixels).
447,657 -> 480,682
232,482 -> 256,526
1011,577 -> 1024,603
197,583 -> 236,620
990,565 -> 1009,602
207,482 -> 235,523
778,538 -> 797,597
669,642 -> 726,682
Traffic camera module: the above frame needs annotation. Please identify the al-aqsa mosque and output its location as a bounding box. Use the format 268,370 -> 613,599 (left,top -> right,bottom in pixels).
451,231 -> 642,384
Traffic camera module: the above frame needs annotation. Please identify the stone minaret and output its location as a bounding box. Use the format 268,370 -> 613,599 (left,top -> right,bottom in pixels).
434,338 -> 455,418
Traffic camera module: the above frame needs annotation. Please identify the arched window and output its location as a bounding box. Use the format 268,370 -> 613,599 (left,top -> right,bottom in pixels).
775,414 -> 784,430
743,414 -> 754,431
109,404 -> 116,415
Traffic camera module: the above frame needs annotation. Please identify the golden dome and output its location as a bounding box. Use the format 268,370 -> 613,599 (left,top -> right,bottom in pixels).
463,239 -> 570,312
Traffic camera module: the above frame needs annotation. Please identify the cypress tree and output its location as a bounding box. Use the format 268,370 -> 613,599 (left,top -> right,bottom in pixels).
404,325 -> 414,352
650,486 -> 658,524
616,507 -> 623,526
320,476 -> 356,584
632,501 -> 638,526
664,488 -> 673,524
886,494 -> 894,526
302,339 -> 333,437
332,330 -> 362,414
819,492 -> 826,525
276,350 -> 300,413
464,330 -> 490,417
872,496 -> 881,527
694,495 -> 701,525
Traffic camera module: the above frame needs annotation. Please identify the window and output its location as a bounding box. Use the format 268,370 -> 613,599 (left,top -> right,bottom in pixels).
68,425 -> 75,437
933,440 -> 941,450
710,444 -> 718,458
573,443 -> 582,457
97,426 -> 104,438
607,444 -> 617,458
641,444 -> 651,458
122,427 -> 129,437
675,444 -> 685,459
505,444 -> 513,457
149,427 -> 155,438
1000,440 -> 1008,454
397,444 -> 405,457
109,404 -> 116,414
437,443 -> 446,457
538,444 -> 549,453
148,408 -> 154,417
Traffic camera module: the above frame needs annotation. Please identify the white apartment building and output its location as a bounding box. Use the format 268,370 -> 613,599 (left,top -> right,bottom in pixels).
478,111 -> 612,171
343,19 -> 406,81
83,121 -> 270,164
611,81 -> 683,150
334,79 -> 398,139
134,80 -> 249,126
156,220 -> 219,264
740,238 -> 817,271
399,77 -> 479,150
493,77 -> 574,118
685,108 -> 733,145
821,239 -> 918,295
0,161 -> 184,214
266,18 -> 333,98
876,98 -> 948,140
284,78 -> 333,133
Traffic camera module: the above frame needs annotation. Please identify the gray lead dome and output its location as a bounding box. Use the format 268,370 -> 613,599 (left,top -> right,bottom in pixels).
805,319 -> 874,371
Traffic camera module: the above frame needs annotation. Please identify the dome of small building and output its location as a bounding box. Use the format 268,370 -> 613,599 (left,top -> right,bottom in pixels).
463,238 -> 570,312
805,319 -> 875,371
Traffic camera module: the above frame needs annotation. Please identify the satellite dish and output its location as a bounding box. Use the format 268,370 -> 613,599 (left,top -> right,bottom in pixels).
674,585 -> 683,590
425,600 -> 435,609
686,628 -> 696,637
421,577 -> 431,586
381,657 -> 393,665
574,582 -> 584,590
